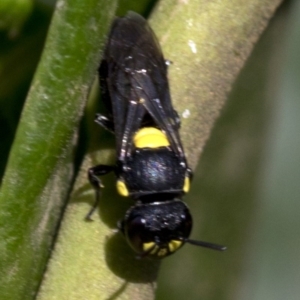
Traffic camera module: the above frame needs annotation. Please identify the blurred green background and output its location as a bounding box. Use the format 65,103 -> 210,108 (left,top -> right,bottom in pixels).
157,1 -> 300,299
1,0 -> 299,299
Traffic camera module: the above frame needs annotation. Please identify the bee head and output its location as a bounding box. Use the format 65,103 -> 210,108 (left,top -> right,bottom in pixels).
119,200 -> 192,258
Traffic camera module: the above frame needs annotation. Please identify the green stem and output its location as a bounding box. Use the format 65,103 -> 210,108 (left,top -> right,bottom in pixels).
0,0 -> 117,299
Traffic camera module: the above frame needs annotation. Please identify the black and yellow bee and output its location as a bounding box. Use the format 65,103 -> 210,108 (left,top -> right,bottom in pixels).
88,12 -> 226,258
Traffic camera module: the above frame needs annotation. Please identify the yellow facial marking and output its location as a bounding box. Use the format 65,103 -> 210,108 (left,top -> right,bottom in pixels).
134,127 -> 170,148
116,180 -> 129,197
168,240 -> 183,252
150,246 -> 159,255
157,248 -> 168,257
143,241 -> 156,252
183,176 -> 190,193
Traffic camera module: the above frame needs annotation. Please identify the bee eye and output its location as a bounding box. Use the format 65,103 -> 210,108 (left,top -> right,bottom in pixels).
122,215 -> 150,254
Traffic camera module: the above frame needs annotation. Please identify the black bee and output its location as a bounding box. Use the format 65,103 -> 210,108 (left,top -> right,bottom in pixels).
88,12 -> 226,258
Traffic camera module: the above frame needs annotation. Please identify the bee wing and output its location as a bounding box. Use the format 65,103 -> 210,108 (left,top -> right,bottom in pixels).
103,12 -> 185,162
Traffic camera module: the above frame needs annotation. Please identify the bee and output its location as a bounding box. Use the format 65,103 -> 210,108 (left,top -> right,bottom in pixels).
88,12 -> 226,258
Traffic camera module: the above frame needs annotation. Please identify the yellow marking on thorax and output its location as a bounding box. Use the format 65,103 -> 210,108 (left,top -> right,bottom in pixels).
134,127 -> 170,148
116,180 -> 129,197
183,177 -> 190,193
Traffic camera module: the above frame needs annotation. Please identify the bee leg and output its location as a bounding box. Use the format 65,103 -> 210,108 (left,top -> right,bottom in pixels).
95,113 -> 114,133
86,165 -> 115,220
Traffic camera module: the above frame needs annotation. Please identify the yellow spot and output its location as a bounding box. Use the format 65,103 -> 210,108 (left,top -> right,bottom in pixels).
183,176 -> 190,193
116,180 -> 129,197
150,246 -> 159,255
168,240 -> 183,252
134,127 -> 170,148
157,248 -> 168,257
143,241 -> 155,252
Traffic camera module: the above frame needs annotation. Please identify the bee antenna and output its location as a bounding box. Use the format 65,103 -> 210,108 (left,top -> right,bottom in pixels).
179,237 -> 227,251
